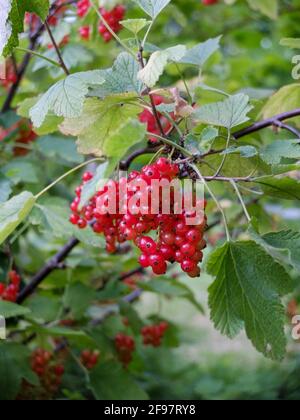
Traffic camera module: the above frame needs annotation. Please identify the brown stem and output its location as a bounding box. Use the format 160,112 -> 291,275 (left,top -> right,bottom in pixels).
44,21 -> 70,76
233,108 -> 300,139
16,237 -> 79,304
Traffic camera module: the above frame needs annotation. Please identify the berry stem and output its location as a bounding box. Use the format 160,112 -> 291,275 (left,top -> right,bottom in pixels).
213,128 -> 231,177
44,21 -> 70,75
230,180 -> 251,222
146,132 -> 193,157
15,47 -> 62,68
190,163 -> 231,242
35,158 -> 105,200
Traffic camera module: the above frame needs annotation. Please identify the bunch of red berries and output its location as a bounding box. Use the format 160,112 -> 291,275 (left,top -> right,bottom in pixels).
70,158 -> 207,278
141,322 -> 169,347
31,349 -> 65,395
115,334 -> 135,367
98,5 -> 126,42
139,95 -> 174,143
76,0 -> 125,42
80,349 -> 100,370
0,270 -> 21,302
77,0 -> 91,17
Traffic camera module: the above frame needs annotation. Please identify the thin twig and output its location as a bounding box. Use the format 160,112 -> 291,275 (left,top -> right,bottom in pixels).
44,21 -> 70,75
233,108 -> 300,139
272,119 -> 300,139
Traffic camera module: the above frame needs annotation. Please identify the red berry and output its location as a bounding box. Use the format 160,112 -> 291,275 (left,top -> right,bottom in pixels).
139,254 -> 150,268
139,236 -> 157,255
181,259 -> 197,273
181,243 -> 196,257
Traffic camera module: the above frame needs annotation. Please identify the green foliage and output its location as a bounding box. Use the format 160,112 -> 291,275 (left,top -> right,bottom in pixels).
207,241 -> 293,360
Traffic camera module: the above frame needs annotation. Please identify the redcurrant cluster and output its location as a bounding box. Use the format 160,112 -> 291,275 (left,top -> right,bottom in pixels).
141,322 -> 169,347
98,6 -> 125,42
139,95 -> 174,143
115,334 -> 135,367
70,158 -> 207,278
80,349 -> 100,370
77,0 -> 126,42
0,270 -> 21,302
31,349 -> 65,395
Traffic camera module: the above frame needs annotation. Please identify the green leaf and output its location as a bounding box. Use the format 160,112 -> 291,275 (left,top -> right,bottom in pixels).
222,145 -> 258,158
255,177 -> 300,200
25,295 -> 61,323
0,175 -> 12,204
260,140 -> 300,164
36,135 -> 83,164
89,361 -> 149,400
193,94 -> 253,129
261,84 -> 300,128
0,192 -> 36,245
247,0 -> 278,20
139,277 -> 204,313
32,44 -> 93,73
0,300 -> 31,319
18,97 -> 63,135
179,36 -> 222,66
91,52 -> 143,98
201,126 -> 219,142
207,241 -> 293,360
2,0 -> 50,57
35,202 -> 104,247
134,0 -> 171,19
30,325 -> 93,346
250,227 -> 300,272
120,18 -> 151,35
29,71 -> 105,128
138,45 -> 186,87
3,161 -> 39,184
0,343 -> 38,400
60,96 -> 144,157
64,282 -> 97,319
